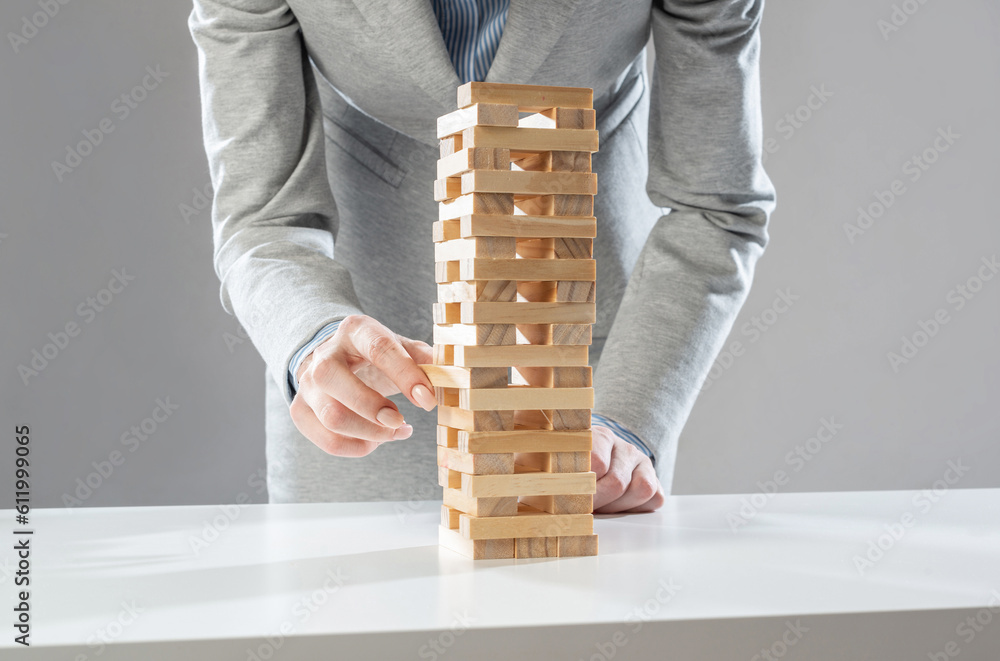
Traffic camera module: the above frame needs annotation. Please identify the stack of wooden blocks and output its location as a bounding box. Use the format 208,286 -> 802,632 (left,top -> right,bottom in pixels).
424,82 -> 600,559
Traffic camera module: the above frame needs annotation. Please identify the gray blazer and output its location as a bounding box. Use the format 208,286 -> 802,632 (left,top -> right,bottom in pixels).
188,0 -> 776,503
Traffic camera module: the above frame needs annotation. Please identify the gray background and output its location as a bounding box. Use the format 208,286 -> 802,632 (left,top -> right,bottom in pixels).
1,1 -> 997,507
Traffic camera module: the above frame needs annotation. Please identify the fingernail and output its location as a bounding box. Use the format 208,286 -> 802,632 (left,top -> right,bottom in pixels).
393,424 -> 413,440
376,407 -> 405,428
411,384 -> 436,411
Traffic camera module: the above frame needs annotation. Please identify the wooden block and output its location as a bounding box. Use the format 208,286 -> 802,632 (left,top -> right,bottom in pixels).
462,470 -> 597,498
551,323 -> 593,345
437,446 -> 514,475
516,324 -> 592,345
432,302 -> 461,324
519,494 -> 594,515
516,451 -> 591,473
550,151 -> 591,172
458,429 -> 592,454
439,193 -> 514,220
437,103 -> 518,138
437,465 -> 462,489
458,214 -> 596,239
434,237 -> 516,261
433,323 -> 514,346
459,509 -> 592,540
439,526 -> 514,559
551,366 -> 592,387
516,194 -> 594,216
438,280 -> 517,303
432,219 -> 461,242
514,409 -> 555,430
422,365 -> 507,389
437,147 -> 511,178
516,536 -> 559,558
435,386 -> 459,407
458,301 -> 595,325
558,534 -> 599,557
463,126 -> 599,153
436,425 -> 459,448
552,409 -> 592,431
557,281 -> 596,303
433,176 -> 463,201
438,405 -> 514,432
460,170 -> 597,197
442,504 -> 461,529
553,238 -> 594,259
457,82 -> 593,112
434,260 -> 460,283
459,258 -> 596,282
458,386 -> 594,411
440,134 -> 463,158
443,487 -> 518,516
434,343 -> 455,364
451,344 -> 588,367
518,107 -> 597,130
511,150 -> 552,172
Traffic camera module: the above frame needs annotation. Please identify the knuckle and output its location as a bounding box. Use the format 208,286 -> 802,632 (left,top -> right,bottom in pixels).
339,314 -> 365,333
318,402 -> 348,430
365,332 -> 395,364
631,475 -> 658,501
602,472 -> 627,498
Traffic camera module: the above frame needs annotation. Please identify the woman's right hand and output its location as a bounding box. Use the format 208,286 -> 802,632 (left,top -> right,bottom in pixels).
291,315 -> 437,457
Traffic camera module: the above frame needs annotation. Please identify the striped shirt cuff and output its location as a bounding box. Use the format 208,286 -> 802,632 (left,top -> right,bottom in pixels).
592,412 -> 655,464
287,320 -> 342,399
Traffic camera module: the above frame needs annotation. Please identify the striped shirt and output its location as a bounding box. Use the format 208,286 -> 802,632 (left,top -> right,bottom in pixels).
288,0 -> 653,462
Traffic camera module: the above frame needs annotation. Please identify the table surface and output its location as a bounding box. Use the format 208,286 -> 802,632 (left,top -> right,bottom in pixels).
7,488 -> 1000,652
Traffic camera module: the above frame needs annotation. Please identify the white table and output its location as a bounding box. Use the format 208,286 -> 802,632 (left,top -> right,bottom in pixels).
5,489 -> 1000,660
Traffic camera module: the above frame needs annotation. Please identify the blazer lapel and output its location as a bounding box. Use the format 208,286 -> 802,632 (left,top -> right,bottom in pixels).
485,0 -> 579,85
351,0 -> 461,113
350,0 -> 579,112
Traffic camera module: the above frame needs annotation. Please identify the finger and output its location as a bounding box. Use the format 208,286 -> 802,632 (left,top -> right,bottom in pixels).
597,461 -> 662,513
590,426 -> 615,479
289,395 -> 383,457
593,440 -> 643,510
622,484 -> 666,514
399,336 -> 434,364
314,394 -> 414,442
306,358 -> 408,429
340,316 -> 436,411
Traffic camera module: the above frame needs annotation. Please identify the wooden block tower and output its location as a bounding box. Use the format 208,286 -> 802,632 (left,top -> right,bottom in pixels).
424,82 -> 599,559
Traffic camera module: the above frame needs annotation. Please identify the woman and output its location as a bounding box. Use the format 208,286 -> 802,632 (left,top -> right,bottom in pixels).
188,0 -> 775,512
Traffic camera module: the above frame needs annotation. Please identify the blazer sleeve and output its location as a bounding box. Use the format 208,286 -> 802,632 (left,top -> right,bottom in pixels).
189,0 -> 365,401
592,0 -> 777,480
